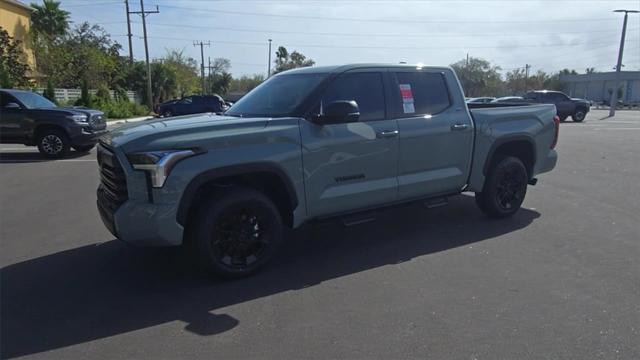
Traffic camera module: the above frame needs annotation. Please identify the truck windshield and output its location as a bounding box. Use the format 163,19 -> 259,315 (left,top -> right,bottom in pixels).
12,92 -> 57,109
225,73 -> 327,118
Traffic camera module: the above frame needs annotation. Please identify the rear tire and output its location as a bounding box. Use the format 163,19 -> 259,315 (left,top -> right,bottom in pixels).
188,187 -> 284,278
37,129 -> 70,158
475,156 -> 528,218
572,109 -> 586,122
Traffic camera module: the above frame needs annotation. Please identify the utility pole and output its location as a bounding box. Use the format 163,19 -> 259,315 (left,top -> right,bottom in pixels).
124,0 -> 133,63
130,0 -> 159,112
194,41 -> 211,94
524,64 -> 531,93
466,53 -> 469,67
609,9 -> 639,117
267,39 -> 272,77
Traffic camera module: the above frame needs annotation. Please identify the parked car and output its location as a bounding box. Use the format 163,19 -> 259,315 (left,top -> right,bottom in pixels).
0,89 -> 107,158
97,64 -> 559,278
156,95 -> 227,117
466,97 -> 495,104
491,96 -> 528,104
523,90 -> 590,122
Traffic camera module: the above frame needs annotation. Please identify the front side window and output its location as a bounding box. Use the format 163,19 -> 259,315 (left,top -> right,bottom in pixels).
393,72 -> 451,116
226,73 -> 327,118
0,92 -> 19,108
321,72 -> 386,122
181,97 -> 193,104
10,92 -> 56,109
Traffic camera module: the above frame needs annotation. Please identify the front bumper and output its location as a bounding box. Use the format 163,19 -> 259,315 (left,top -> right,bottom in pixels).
96,143 -> 184,247
98,198 -> 184,247
70,127 -> 108,147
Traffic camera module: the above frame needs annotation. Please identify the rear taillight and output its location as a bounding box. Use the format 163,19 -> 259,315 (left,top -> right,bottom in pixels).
551,115 -> 560,149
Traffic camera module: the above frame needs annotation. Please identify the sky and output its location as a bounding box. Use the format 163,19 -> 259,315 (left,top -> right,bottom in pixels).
59,0 -> 640,78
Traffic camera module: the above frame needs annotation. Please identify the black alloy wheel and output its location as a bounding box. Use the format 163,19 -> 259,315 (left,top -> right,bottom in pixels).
37,129 -> 70,158
190,187 -> 283,278
475,156 -> 528,218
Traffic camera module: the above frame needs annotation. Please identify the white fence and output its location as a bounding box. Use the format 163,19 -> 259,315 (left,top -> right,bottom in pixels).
36,88 -> 141,104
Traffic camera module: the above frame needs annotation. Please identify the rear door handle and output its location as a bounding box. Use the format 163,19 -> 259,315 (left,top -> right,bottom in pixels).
451,123 -> 469,131
377,130 -> 399,138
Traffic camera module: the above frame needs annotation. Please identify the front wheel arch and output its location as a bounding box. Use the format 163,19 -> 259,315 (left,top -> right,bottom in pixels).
177,163 -> 299,228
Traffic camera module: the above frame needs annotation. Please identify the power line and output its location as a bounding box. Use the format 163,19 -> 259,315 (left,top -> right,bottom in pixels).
124,34 -> 636,50
125,20 -> 636,39
158,4 -> 616,24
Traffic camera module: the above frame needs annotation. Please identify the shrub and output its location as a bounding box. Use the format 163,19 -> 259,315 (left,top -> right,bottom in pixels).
75,78 -> 92,107
43,79 -> 56,104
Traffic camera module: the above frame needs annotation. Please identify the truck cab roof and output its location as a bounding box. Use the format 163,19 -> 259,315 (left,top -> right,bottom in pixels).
279,63 -> 452,75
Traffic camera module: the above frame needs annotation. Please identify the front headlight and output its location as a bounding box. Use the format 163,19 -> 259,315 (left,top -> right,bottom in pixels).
67,114 -> 88,123
127,150 -> 198,188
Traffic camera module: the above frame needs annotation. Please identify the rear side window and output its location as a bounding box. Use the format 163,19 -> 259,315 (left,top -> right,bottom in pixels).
322,72 -> 386,122
393,72 -> 451,116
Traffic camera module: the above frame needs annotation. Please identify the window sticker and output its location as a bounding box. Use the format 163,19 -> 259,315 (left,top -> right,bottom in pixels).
399,84 -> 415,113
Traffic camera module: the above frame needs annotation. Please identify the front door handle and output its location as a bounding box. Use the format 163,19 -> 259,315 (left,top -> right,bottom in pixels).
377,130 -> 399,138
451,123 -> 469,131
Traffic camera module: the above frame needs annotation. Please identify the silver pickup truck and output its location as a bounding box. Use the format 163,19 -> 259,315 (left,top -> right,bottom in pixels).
97,64 -> 559,278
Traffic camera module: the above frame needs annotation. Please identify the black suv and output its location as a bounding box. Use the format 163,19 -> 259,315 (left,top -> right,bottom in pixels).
524,90 -> 590,122
0,89 -> 107,158
156,95 -> 227,117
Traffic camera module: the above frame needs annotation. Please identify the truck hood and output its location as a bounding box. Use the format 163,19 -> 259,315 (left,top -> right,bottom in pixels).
101,113 -> 270,152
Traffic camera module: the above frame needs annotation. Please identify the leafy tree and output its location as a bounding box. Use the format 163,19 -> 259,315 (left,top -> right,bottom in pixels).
450,57 -> 503,97
30,0 -> 70,40
273,46 -> 314,74
203,57 -> 232,95
585,67 -> 597,74
208,72 -> 232,95
229,74 -> 265,93
163,49 -> 200,97
0,27 -> 31,88
149,61 -> 178,105
43,78 -> 56,102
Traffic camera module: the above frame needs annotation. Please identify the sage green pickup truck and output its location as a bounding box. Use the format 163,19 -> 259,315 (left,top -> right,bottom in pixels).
97,64 -> 559,278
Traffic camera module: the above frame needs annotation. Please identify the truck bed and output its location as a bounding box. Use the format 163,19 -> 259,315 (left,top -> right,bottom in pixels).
466,103 -> 558,192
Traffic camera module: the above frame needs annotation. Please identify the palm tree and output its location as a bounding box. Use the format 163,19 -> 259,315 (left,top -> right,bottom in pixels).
30,0 -> 70,41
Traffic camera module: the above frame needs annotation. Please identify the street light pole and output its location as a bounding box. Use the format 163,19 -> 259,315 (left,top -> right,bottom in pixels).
609,9 -> 639,117
267,39 -> 272,77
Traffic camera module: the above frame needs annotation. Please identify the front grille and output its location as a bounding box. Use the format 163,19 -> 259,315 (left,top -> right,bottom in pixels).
90,114 -> 107,130
97,144 -> 127,235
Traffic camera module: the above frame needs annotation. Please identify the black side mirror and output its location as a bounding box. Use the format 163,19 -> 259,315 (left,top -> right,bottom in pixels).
4,102 -> 21,110
316,100 -> 360,125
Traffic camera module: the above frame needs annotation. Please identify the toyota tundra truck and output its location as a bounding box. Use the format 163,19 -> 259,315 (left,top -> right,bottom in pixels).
97,64 -> 559,278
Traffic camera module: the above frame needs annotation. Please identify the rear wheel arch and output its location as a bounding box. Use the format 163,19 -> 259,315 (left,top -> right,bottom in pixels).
484,137 -> 536,179
177,163 -> 299,229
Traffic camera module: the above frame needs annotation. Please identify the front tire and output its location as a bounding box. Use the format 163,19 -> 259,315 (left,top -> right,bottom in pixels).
37,129 -> 70,158
162,109 -> 173,117
475,156 -> 528,218
189,187 -> 284,278
572,109 -> 586,122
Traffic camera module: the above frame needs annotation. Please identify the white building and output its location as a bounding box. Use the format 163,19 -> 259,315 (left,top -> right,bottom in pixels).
560,71 -> 640,104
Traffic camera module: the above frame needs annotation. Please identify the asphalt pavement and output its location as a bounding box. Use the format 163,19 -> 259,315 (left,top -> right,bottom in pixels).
1,110 -> 639,359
